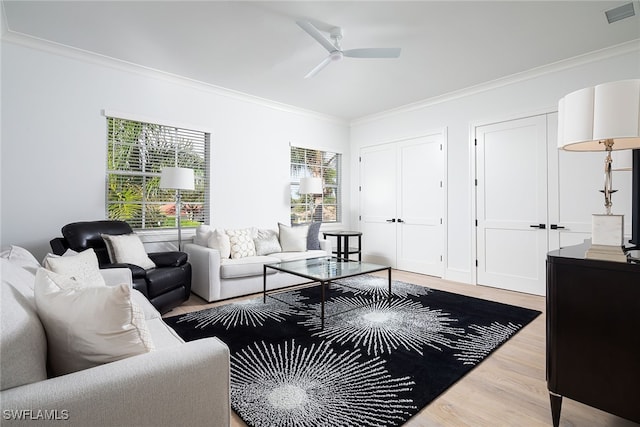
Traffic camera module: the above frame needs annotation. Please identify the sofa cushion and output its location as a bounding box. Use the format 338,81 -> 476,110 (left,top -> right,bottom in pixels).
208,229 -> 231,259
278,223 -> 308,252
0,258 -> 48,391
102,233 -> 156,270
34,268 -> 155,377
43,248 -> 106,288
270,250 -> 327,262
253,229 -> 282,256
226,228 -> 257,259
219,256 -> 280,279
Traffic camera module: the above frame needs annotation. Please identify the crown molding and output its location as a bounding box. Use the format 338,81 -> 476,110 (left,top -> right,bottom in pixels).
1,29 -> 348,126
351,39 -> 640,127
3,25 -> 637,129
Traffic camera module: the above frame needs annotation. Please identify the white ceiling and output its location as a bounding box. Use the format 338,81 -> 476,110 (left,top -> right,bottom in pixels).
3,1 -> 640,120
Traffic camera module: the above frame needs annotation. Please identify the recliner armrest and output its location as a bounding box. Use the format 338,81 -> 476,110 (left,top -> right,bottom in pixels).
49,237 -> 68,256
101,263 -> 147,279
148,251 -> 188,267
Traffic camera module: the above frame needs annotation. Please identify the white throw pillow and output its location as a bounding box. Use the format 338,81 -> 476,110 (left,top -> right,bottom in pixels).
0,245 -> 42,275
278,223 -> 309,252
207,229 -> 232,259
43,248 -> 106,288
194,224 -> 214,247
225,228 -> 256,259
254,229 -> 282,255
34,268 -> 154,377
101,234 -> 156,270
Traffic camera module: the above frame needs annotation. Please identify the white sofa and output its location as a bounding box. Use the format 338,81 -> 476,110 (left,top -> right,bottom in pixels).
184,225 -> 331,302
0,246 -> 231,427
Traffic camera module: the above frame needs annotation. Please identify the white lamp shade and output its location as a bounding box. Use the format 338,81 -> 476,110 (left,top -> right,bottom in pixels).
558,86 -> 595,147
558,79 -> 640,151
299,177 -> 323,195
159,167 -> 195,191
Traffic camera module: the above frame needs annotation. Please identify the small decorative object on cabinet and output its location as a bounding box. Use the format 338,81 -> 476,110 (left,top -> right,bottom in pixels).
546,242 -> 640,426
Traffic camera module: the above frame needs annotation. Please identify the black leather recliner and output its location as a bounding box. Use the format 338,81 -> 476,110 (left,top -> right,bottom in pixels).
50,220 -> 191,314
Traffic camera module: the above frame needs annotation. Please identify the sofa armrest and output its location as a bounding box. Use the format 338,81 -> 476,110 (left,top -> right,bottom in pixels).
183,243 -> 221,302
0,338 -> 230,427
148,251 -> 188,267
98,268 -> 132,288
49,238 -> 68,256
319,238 -> 331,254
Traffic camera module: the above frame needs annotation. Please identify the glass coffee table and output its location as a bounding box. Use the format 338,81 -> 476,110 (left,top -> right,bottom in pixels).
263,257 -> 391,327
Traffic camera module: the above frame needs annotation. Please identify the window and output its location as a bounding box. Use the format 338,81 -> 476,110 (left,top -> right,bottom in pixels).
106,116 -> 209,230
290,146 -> 341,224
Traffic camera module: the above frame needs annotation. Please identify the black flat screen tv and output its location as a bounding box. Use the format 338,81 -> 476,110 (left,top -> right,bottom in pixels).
631,149 -> 639,247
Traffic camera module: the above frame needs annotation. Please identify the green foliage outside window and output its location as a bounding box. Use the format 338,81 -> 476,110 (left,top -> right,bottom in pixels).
290,146 -> 341,224
106,117 -> 209,229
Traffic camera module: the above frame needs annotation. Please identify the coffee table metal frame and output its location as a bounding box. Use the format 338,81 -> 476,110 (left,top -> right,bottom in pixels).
263,257 -> 391,327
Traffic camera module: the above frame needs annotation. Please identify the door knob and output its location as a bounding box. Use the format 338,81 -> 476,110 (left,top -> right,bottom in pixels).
529,224 -> 546,229
386,219 -> 396,223
397,219 -> 405,223
550,224 -> 565,230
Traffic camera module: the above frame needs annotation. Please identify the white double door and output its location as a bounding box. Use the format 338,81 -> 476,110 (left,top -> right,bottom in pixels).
475,113 -> 633,295
360,134 -> 444,277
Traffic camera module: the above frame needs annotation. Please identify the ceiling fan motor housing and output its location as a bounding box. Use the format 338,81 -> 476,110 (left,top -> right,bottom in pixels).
329,27 -> 343,50
329,27 -> 343,40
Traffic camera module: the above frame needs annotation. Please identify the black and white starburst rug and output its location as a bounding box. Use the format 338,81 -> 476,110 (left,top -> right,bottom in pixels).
165,275 -> 541,427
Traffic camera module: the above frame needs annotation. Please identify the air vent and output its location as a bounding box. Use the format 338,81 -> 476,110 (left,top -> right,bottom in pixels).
605,2 -> 635,23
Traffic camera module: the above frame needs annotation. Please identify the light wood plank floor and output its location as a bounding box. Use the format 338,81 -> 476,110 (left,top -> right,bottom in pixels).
164,270 -> 638,427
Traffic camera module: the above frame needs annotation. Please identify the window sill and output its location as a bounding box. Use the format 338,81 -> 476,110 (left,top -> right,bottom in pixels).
136,228 -> 196,244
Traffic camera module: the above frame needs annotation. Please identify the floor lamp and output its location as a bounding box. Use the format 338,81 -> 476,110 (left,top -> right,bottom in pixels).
299,177 -> 323,222
558,79 -> 640,261
160,167 -> 195,251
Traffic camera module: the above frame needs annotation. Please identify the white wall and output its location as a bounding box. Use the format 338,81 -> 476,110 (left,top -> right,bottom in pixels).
0,36 -> 350,260
350,42 -> 640,284
2,34 -> 639,271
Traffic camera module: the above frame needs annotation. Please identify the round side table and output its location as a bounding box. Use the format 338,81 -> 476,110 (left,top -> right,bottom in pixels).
322,231 -> 362,261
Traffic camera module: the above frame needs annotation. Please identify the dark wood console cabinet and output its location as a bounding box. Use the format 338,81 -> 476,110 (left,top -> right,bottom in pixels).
546,243 -> 640,426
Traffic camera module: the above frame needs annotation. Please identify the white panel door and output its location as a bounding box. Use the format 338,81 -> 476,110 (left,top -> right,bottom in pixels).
476,115 -> 548,295
397,137 -> 444,276
360,136 -> 444,276
360,143 -> 397,266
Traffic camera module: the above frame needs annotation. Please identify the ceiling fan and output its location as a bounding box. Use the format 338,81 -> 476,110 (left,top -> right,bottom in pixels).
296,20 -> 401,79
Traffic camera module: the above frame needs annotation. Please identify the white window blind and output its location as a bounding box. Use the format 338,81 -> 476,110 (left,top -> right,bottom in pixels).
290,146 -> 341,224
106,116 -> 210,230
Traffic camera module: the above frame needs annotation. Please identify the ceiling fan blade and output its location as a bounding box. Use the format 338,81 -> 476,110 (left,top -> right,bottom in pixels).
343,47 -> 402,58
304,55 -> 333,79
297,20 -> 336,53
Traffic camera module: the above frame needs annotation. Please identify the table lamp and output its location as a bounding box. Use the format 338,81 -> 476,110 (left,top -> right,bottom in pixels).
557,79 -> 640,261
